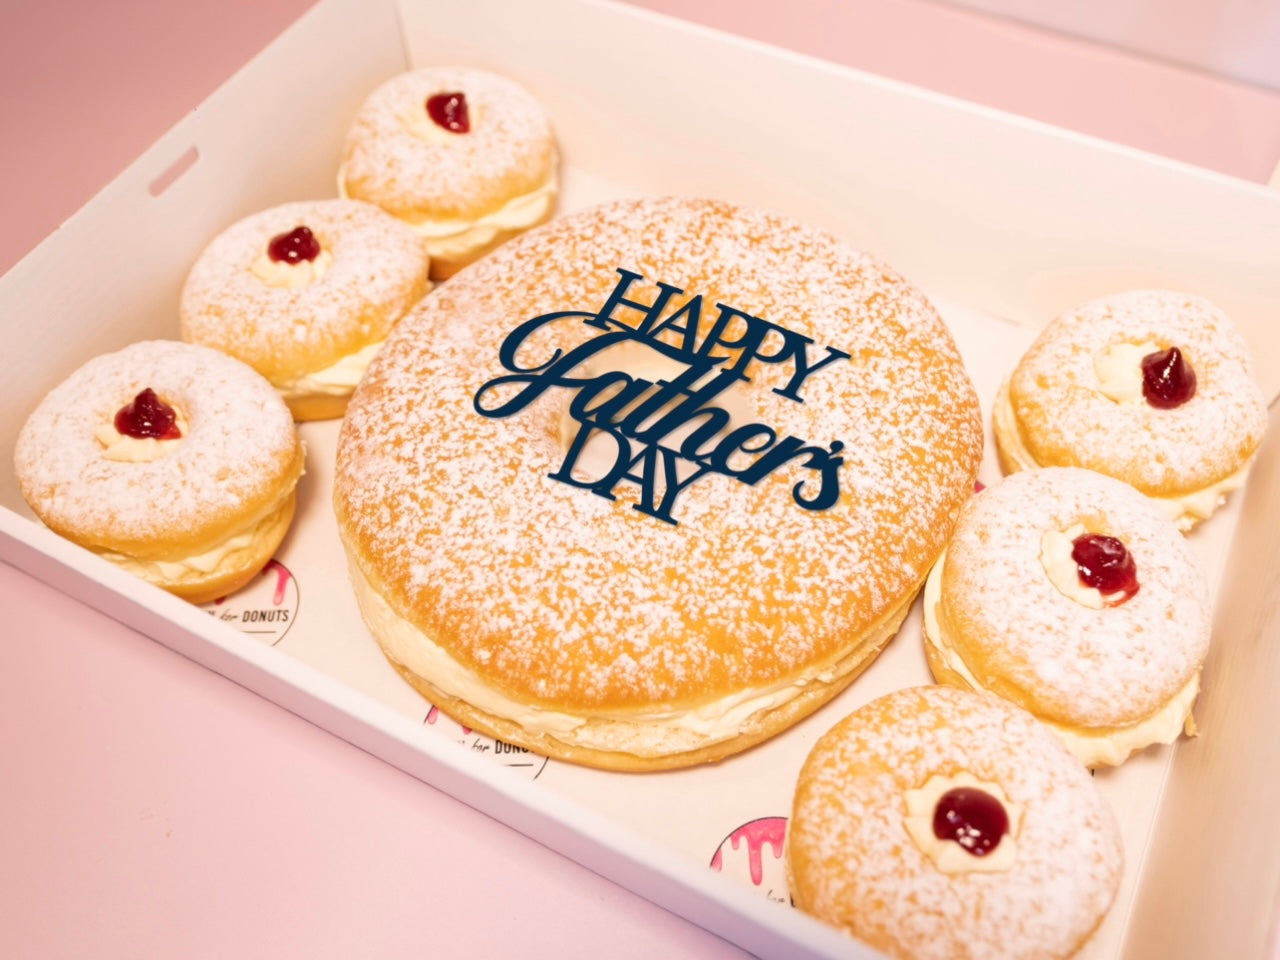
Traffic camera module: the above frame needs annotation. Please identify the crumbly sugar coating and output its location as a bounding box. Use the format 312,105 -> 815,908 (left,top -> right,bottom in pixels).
14,340 -> 303,558
788,685 -> 1123,960
179,198 -> 430,383
340,66 -> 557,222
334,197 -> 984,734
1006,290 -> 1267,496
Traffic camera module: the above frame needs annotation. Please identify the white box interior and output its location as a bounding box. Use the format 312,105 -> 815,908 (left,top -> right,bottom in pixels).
3,1 -> 1279,958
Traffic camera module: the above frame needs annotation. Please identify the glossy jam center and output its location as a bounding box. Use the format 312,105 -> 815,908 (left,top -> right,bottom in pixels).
267,225 -> 321,264
1140,346 -> 1197,409
932,787 -> 1008,857
426,91 -> 470,133
114,388 -> 182,440
1071,533 -> 1140,603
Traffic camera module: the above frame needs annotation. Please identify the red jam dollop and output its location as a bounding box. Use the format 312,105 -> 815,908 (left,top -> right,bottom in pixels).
114,388 -> 182,440
267,225 -> 322,264
1140,346 -> 1196,409
426,91 -> 470,133
1071,533 -> 1140,604
932,787 -> 1009,857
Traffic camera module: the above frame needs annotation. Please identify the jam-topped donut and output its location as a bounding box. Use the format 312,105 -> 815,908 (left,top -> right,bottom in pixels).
787,685 -> 1123,960
994,290 -> 1268,530
922,467 -> 1212,767
338,66 -> 559,280
180,198 -> 430,421
14,340 -> 305,604
333,196 -> 984,771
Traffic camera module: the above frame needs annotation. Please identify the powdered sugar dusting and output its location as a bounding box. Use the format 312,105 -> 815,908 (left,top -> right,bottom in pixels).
340,66 -> 556,221
180,199 -> 430,382
788,685 -> 1123,960
1008,290 -> 1268,494
15,340 -> 301,554
942,467 -> 1211,727
334,197 -> 983,714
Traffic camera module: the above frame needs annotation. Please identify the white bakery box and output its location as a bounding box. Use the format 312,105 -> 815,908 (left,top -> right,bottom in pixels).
2,1 -> 1278,958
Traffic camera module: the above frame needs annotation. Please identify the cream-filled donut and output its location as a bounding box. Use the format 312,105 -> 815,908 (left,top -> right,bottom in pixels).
787,685 -> 1123,960
180,198 -> 431,421
14,340 -> 305,604
922,466 -> 1212,767
338,66 -> 558,280
994,290 -> 1268,529
333,196 -> 984,771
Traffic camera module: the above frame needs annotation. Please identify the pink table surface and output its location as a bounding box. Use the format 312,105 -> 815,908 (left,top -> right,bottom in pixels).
2,2 -> 1278,958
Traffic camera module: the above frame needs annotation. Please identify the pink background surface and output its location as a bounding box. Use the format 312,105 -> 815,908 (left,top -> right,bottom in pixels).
2,1 -> 1277,957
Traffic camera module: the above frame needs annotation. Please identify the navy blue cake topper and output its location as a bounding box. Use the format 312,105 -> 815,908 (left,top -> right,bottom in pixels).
473,268 -> 851,526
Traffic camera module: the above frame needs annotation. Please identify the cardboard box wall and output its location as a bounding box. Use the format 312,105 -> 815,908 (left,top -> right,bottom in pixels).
2,1 -> 1278,957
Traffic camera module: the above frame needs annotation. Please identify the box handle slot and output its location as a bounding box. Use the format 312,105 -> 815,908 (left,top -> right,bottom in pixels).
148,146 -> 200,197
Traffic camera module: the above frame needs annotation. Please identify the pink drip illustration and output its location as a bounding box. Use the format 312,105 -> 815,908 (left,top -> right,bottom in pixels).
711,816 -> 788,887
264,559 -> 291,605
210,559 -> 292,606
203,559 -> 297,644
425,705 -> 471,735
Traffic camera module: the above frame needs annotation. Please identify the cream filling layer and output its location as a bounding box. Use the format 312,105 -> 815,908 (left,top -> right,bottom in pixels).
100,498 -> 290,585
922,551 -> 1199,767
1092,340 -> 1159,403
903,772 -> 1022,874
401,175 -> 556,259
95,408 -> 190,463
397,102 -> 486,144
250,248 -> 333,288
348,556 -> 890,757
275,340 -> 384,400
338,164 -> 557,262
993,379 -> 1251,530
1040,523 -> 1130,609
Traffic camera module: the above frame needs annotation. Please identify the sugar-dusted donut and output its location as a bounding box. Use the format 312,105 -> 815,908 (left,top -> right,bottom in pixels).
333,196 -> 984,771
14,340 -> 305,604
338,66 -> 558,280
922,466 -> 1211,767
993,290 -> 1268,530
787,685 -> 1123,960
180,198 -> 431,421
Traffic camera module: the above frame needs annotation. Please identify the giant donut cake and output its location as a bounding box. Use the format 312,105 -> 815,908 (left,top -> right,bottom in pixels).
787,685 -> 1123,960
333,197 -> 984,771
